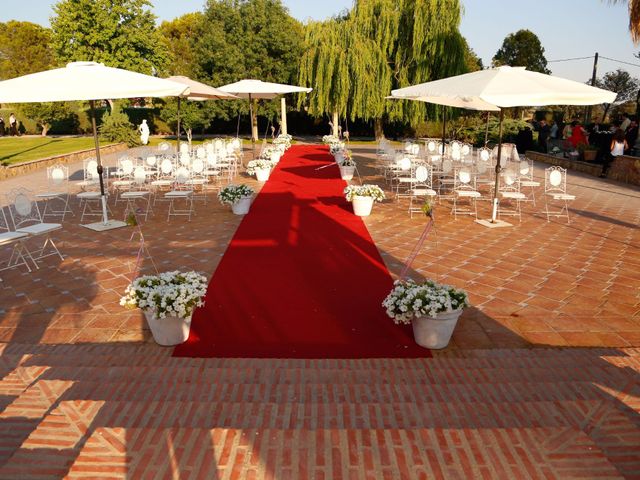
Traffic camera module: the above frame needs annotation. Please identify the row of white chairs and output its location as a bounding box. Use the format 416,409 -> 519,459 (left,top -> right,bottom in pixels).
1,188 -> 64,278
378,140 -> 575,223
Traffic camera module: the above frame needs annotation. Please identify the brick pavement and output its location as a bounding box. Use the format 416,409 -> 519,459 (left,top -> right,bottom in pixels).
0,143 -> 639,478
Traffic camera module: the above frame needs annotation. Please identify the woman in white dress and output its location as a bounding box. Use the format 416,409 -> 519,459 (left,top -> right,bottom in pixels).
139,119 -> 150,145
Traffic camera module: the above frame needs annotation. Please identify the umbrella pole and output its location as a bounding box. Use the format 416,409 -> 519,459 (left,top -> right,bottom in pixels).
176,97 -> 181,155
90,100 -> 109,225
441,107 -> 446,154
491,109 -> 505,223
249,93 -> 256,159
484,112 -> 490,146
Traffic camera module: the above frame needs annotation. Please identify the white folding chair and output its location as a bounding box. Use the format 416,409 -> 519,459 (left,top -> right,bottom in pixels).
0,207 -> 32,277
6,188 -> 64,267
112,156 -> 136,203
36,164 -> 73,221
165,166 -> 194,221
121,166 -> 152,222
409,164 -> 437,218
518,156 -> 540,205
76,169 -> 109,222
452,168 -> 481,219
498,168 -> 526,222
544,166 -> 575,223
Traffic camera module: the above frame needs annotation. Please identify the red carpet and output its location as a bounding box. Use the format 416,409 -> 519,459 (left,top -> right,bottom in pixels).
173,145 -> 431,358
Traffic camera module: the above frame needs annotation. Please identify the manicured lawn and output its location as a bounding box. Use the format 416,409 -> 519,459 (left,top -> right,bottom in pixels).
0,136 -> 103,166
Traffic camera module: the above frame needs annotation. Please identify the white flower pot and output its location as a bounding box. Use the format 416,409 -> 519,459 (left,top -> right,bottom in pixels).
270,151 -> 282,163
144,310 -> 192,346
334,152 -> 345,163
411,310 -> 463,349
340,165 -> 355,181
255,167 -> 271,182
352,195 -> 374,216
231,196 -> 252,215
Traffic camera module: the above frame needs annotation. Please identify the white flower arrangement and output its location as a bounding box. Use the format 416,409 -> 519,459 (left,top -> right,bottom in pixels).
217,184 -> 255,205
246,159 -> 275,175
322,134 -> 339,144
274,134 -> 292,149
330,142 -> 346,154
344,184 -> 385,202
382,279 -> 469,325
259,147 -> 276,160
120,270 -> 208,320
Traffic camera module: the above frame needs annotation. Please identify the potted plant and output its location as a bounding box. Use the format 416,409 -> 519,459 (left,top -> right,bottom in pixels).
260,147 -> 281,164
578,143 -> 598,162
382,279 -> 469,349
322,134 -> 339,144
247,159 -> 275,182
274,134 -> 292,150
120,270 -> 208,346
344,184 -> 385,216
339,153 -> 356,181
218,184 -> 255,215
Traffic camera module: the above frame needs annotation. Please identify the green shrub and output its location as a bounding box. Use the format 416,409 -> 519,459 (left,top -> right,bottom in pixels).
99,103 -> 140,147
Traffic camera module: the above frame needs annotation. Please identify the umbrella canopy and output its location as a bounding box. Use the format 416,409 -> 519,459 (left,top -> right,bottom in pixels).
166,75 -> 238,100
387,94 -> 500,112
218,79 -> 312,155
391,66 -> 616,224
391,66 -> 616,107
0,62 -> 191,229
218,79 -> 312,98
0,61 -> 189,103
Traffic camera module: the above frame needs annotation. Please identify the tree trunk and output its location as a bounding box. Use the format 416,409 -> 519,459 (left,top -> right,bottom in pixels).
332,110 -> 339,137
187,128 -> 193,146
374,118 -> 384,140
41,123 -> 49,136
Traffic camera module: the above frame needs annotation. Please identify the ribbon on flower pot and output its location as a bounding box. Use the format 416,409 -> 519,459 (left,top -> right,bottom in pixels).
400,204 -> 435,279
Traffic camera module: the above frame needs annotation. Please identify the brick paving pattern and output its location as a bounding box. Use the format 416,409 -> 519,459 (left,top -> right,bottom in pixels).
0,143 -> 639,478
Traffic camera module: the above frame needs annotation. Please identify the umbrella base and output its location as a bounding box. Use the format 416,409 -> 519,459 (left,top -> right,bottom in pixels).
81,220 -> 128,232
475,219 -> 513,229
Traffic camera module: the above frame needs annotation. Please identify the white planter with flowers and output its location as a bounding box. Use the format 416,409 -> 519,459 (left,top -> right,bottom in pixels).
247,159 -> 275,182
382,279 -> 469,349
344,184 -> 385,217
339,154 -> 356,181
120,271 -> 208,346
218,184 -> 255,215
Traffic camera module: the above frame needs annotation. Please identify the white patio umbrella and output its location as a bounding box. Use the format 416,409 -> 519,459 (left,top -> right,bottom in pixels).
0,62 -> 190,230
218,79 -> 312,156
392,66 -> 616,225
165,76 -> 238,152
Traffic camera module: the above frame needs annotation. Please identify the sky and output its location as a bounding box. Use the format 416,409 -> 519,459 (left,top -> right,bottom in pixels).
1,0 -> 638,82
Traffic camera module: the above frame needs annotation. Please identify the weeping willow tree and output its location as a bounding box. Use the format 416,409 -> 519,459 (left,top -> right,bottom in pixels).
299,0 -> 467,138
299,18 -> 389,136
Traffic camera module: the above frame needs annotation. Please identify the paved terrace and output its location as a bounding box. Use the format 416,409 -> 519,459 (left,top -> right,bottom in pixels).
1,143 -> 638,348
0,143 -> 638,479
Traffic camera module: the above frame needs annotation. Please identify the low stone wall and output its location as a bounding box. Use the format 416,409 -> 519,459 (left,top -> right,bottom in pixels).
525,151 -> 603,177
607,155 -> 640,186
0,142 -> 127,180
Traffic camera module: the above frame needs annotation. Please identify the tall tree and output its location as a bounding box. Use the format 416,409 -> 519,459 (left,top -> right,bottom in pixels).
610,0 -> 640,43
158,13 -> 204,77
50,0 -> 168,74
0,21 -> 55,79
20,102 -> 76,136
462,38 -> 483,72
299,0 -> 467,137
594,68 -> 640,121
492,29 -> 550,74
193,0 -> 304,128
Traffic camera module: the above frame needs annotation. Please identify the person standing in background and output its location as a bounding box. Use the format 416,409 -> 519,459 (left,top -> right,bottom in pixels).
138,119 -> 150,145
620,113 -> 631,133
0,116 -> 5,136
9,113 -> 17,136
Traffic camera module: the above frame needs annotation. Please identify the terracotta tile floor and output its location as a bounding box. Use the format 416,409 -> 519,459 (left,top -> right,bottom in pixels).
0,143 -> 639,350
1,144 -> 640,479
